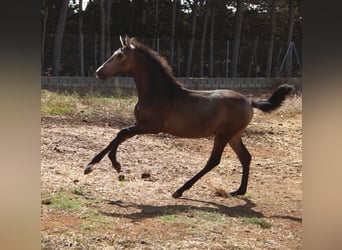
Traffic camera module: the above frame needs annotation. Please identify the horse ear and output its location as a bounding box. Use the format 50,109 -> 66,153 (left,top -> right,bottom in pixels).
119,35 -> 125,47
120,35 -> 135,49
128,41 -> 136,49
124,35 -> 132,48
127,36 -> 136,49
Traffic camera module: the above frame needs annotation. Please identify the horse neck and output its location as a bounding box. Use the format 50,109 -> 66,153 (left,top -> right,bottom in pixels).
131,55 -> 180,99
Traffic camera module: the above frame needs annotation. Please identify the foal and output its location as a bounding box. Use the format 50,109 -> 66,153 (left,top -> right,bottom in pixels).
84,35 -> 294,198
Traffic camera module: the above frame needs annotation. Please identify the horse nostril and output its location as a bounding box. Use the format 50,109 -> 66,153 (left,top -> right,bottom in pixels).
96,68 -> 106,80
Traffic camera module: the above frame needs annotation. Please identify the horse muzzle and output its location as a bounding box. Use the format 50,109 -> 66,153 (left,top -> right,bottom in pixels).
96,66 -> 107,80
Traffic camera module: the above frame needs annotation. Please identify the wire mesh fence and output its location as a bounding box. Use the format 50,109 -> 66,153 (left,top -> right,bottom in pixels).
42,34 -> 302,78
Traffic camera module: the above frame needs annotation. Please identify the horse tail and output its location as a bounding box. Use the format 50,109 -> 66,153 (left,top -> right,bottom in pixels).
252,84 -> 294,113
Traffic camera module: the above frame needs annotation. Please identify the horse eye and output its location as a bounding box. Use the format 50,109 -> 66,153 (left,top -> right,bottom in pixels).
116,52 -> 124,59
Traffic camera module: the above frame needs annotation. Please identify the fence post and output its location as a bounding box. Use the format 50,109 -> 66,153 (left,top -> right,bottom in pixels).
225,40 -> 230,78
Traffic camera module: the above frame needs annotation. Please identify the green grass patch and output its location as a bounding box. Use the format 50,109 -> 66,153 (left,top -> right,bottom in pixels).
159,207 -> 226,227
80,208 -> 108,224
41,89 -> 137,117
159,214 -> 179,223
41,187 -> 102,212
42,191 -> 84,211
242,217 -> 273,228
42,187 -> 111,232
243,192 -> 253,199
73,187 -> 85,196
192,209 -> 225,224
41,90 -> 77,115
79,223 -> 94,231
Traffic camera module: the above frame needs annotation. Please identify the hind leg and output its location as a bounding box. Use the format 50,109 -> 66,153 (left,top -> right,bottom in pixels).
172,135 -> 230,198
229,134 -> 251,196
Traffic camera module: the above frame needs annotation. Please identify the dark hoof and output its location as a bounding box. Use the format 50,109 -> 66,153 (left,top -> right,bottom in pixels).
84,164 -> 94,175
112,162 -> 121,173
230,190 -> 246,196
172,190 -> 183,198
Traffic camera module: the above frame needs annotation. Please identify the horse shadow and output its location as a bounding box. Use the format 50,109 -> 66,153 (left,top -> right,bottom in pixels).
99,196 -> 266,222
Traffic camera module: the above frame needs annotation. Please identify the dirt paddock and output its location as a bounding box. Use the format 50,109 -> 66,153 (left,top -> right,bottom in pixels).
41,93 -> 302,249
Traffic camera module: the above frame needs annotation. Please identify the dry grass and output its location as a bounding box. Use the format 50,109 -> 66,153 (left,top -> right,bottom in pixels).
41,89 -> 302,249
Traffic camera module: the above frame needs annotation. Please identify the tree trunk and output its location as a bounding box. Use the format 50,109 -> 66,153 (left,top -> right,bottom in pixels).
286,0 -> 295,78
177,39 -> 182,76
79,0 -> 85,76
52,0 -> 69,76
41,6 -> 48,74
105,0 -> 112,58
209,7 -> 215,77
265,0 -> 277,78
170,0 -> 178,67
231,0 -> 244,78
153,0 -> 159,50
186,0 -> 199,77
155,0 -> 159,36
287,0 -> 295,45
247,36 -> 258,77
142,1 -> 146,25
275,47 -> 282,77
99,0 -> 106,63
94,34 -> 98,71
199,6 -> 209,77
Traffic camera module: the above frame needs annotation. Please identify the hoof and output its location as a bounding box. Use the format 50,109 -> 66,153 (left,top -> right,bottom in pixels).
230,190 -> 246,196
84,164 -> 94,175
112,162 -> 121,173
172,190 -> 182,198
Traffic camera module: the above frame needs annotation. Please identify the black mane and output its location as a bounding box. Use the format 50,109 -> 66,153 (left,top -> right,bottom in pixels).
129,38 -> 183,89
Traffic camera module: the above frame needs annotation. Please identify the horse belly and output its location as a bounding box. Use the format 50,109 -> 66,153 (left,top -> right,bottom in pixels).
163,111 -> 218,138
167,125 -> 215,138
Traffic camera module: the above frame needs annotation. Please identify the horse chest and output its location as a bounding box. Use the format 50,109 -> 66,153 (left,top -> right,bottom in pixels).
134,101 -> 164,123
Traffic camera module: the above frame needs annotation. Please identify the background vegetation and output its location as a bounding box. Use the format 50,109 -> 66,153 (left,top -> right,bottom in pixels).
41,0 -> 302,78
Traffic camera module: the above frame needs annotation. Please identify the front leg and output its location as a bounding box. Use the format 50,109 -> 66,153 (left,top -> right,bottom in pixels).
84,125 -> 143,174
107,126 -> 141,173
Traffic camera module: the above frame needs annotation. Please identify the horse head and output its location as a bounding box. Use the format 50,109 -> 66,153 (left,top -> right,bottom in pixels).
96,35 -> 136,80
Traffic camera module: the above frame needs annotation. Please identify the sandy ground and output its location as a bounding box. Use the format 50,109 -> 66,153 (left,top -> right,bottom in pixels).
41,96 -> 302,249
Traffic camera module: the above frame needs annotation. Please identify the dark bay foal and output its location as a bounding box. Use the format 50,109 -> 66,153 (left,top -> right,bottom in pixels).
84,35 -> 294,198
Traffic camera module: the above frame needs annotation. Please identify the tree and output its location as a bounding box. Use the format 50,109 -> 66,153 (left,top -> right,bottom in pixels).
287,0 -> 295,45
247,35 -> 258,77
52,0 -> 69,76
265,0 -> 277,77
199,1 -> 209,77
99,0 -> 105,63
170,0 -> 179,68
79,0 -> 85,76
153,0 -> 160,51
41,0 -> 302,77
208,0 -> 222,77
41,3 -> 48,74
105,0 -> 112,58
209,7 -> 215,77
231,0 -> 245,78
285,0 -> 295,78
186,0 -> 199,77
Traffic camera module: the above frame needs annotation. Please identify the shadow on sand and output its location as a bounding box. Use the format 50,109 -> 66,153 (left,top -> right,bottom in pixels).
99,197 -> 264,221
98,196 -> 301,223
